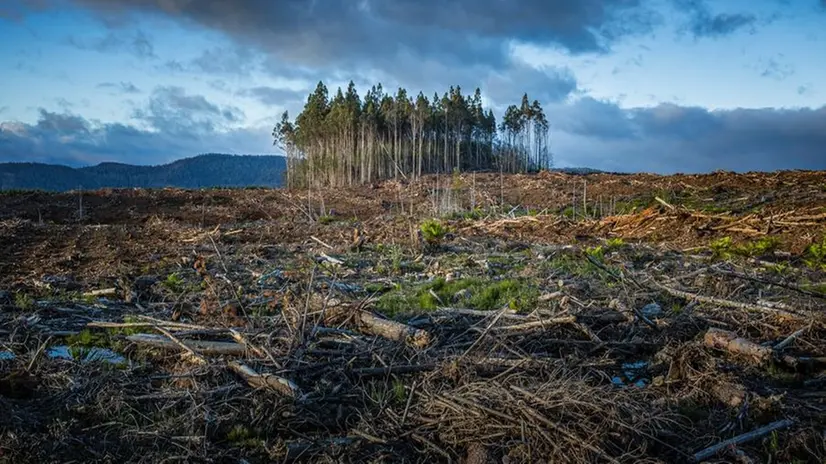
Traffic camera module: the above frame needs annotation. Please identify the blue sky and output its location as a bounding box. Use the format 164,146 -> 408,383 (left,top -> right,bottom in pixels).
1,0 -> 825,173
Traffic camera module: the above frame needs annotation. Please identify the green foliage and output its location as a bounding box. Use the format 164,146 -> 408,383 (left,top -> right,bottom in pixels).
318,214 -> 336,224
67,329 -> 108,348
162,272 -> 185,293
804,237 -> 826,270
277,82 -> 551,189
420,219 -> 447,244
392,379 -> 406,404
376,277 -> 539,315
710,236 -> 780,260
226,424 -> 262,448
735,236 -> 780,257
605,237 -> 626,250
585,245 -> 605,262
447,207 -> 485,220
710,237 -> 734,259
13,292 -> 34,310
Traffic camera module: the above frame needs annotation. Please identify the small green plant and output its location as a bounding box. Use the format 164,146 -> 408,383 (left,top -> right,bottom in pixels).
67,329 -> 107,348
710,236 -> 734,259
734,236 -> 780,257
804,237 -> 826,270
420,219 -> 447,244
710,236 -> 781,260
13,292 -> 35,310
162,272 -> 185,293
392,379 -> 406,404
318,214 -> 336,224
605,237 -> 626,250
376,277 -> 539,315
585,245 -> 605,262
765,262 -> 789,275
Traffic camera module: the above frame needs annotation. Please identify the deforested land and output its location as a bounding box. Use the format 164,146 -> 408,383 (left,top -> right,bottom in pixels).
1,169 -> 826,463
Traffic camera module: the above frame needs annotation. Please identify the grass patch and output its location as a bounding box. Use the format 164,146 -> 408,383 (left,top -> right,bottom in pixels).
376,277 -> 539,316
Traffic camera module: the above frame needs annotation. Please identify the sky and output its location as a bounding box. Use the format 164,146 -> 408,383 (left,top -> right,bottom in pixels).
0,0 -> 825,173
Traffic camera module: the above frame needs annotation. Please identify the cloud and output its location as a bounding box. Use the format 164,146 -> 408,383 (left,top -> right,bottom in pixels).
758,56 -> 795,80
237,87 -> 306,107
64,0 -> 658,71
132,86 -> 245,137
64,29 -> 155,59
96,81 -> 141,94
550,98 -> 826,173
0,107 -> 271,166
674,0 -> 756,38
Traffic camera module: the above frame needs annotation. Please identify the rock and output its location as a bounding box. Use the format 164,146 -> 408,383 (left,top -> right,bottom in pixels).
641,302 -> 663,318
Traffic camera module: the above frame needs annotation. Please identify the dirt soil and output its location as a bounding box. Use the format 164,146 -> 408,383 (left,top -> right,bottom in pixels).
1,170 -> 825,463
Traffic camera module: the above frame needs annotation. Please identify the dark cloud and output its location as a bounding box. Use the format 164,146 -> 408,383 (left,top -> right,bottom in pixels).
0,108 -> 271,167
62,0 -> 657,71
674,0 -> 756,38
551,99 -> 826,173
96,81 -> 141,94
64,29 -> 155,59
237,87 -> 306,107
132,86 -> 245,136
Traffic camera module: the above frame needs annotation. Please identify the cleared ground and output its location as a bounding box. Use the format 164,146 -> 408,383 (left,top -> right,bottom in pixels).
1,170 -> 825,463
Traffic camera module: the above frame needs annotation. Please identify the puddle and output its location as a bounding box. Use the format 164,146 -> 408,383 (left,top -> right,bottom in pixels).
0,350 -> 15,361
611,360 -> 650,388
47,345 -> 126,365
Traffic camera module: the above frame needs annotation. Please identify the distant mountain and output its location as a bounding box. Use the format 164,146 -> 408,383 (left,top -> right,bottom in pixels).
0,154 -> 287,191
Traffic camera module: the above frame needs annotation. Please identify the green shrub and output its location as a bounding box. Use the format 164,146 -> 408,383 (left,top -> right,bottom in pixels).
420,219 -> 447,244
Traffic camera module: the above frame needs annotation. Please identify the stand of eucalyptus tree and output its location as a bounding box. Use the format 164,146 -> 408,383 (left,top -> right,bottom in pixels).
273,81 -> 551,188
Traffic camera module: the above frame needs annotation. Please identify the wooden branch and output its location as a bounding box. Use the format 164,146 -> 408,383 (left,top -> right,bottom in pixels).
774,325 -> 809,352
227,361 -> 301,399
154,326 -> 207,365
349,364 -> 438,376
357,311 -> 431,348
692,419 -> 793,462
310,235 -> 334,250
489,316 -> 577,332
703,328 -> 773,364
82,288 -> 118,298
649,280 -> 800,319
126,333 -> 247,356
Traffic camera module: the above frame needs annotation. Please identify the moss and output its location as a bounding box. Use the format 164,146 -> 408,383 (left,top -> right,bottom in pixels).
376,276 -> 539,315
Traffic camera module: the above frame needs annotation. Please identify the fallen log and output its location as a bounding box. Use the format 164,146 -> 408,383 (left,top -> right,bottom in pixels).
703,328 -> 773,364
692,419 -> 794,462
228,361 -> 301,399
357,311 -> 431,348
649,280 -> 801,319
126,333 -> 247,356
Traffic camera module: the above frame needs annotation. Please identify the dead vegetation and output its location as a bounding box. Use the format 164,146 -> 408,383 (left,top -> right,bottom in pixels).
1,170 -> 826,463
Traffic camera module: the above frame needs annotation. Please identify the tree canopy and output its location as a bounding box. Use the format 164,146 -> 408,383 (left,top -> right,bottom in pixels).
273,81 -> 551,188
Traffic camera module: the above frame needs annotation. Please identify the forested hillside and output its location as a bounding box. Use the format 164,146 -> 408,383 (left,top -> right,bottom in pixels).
0,154 -> 286,191
274,82 -> 551,188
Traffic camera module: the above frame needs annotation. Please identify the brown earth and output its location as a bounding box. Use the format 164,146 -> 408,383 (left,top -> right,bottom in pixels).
0,170 -> 825,463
